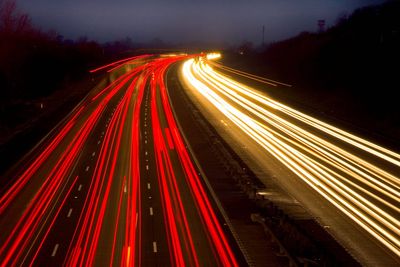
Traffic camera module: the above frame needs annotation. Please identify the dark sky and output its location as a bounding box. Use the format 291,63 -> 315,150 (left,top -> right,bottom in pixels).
18,0 -> 386,44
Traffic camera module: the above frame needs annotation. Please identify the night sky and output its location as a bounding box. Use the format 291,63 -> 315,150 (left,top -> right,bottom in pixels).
18,0 -> 386,44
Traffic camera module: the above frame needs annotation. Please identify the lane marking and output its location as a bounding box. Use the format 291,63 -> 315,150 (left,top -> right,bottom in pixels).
78,184 -> 83,191
67,208 -> 73,218
124,185 -> 127,193
92,152 -> 96,157
145,151 -> 148,156
145,140 -> 147,144
149,207 -> 153,216
51,244 -> 59,257
147,183 -> 151,189
85,166 -> 90,172
146,165 -> 149,170
153,242 -> 157,253
97,141 -> 101,145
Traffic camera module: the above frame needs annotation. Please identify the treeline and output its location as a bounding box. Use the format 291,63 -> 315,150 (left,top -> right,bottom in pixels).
0,0 -> 107,103
261,1 -> 400,115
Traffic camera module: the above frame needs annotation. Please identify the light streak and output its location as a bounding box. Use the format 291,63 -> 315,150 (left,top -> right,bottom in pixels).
0,55 -> 240,266
182,58 -> 400,258
89,54 -> 152,73
151,57 -> 239,266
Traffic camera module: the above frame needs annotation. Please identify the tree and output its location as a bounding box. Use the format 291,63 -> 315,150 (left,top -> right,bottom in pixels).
0,0 -> 31,33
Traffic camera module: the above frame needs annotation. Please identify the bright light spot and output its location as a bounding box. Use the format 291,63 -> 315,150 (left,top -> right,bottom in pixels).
206,53 -> 221,60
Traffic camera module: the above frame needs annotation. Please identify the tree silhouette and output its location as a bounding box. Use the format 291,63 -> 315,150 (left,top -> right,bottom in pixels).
0,0 -> 31,33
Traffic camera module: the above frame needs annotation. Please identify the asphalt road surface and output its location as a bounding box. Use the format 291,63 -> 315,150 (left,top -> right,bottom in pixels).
3,52 -> 400,267
178,55 -> 400,267
0,55 -> 241,266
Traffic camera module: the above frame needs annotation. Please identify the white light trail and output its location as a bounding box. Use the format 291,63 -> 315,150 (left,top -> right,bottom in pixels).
181,58 -> 400,257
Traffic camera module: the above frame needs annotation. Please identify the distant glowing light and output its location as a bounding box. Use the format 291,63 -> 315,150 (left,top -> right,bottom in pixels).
206,53 -> 221,60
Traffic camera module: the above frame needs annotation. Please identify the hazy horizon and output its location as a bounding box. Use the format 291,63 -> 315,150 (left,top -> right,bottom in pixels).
17,0 -> 386,45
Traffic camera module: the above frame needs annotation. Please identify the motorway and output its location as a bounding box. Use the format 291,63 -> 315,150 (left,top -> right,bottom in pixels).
0,55 -> 240,266
179,55 -> 400,267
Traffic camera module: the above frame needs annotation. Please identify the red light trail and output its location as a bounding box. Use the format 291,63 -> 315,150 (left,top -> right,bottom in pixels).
0,54 -> 239,266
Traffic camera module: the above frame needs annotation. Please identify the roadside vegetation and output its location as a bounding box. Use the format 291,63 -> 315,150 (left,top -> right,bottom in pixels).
0,0 -> 109,173
226,1 -> 400,144
0,0 -> 106,144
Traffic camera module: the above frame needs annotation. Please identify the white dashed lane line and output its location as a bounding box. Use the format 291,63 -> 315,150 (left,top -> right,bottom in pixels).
147,183 -> 151,190
78,184 -> 82,191
92,152 -> 96,157
51,244 -> 59,257
67,208 -> 73,218
146,165 -> 149,171
153,242 -> 157,253
149,207 -> 153,216
85,166 -> 90,172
